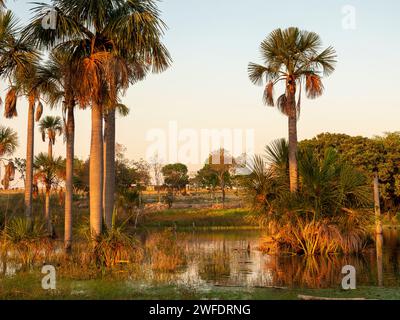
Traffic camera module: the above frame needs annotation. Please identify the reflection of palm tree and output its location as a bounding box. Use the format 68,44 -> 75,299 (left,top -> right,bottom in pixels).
26,0 -> 171,240
248,27 -> 336,192
34,153 -> 64,235
39,116 -> 63,160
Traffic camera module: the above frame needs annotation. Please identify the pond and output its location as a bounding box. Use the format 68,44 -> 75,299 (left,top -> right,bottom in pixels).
147,228 -> 400,289
1,228 -> 400,292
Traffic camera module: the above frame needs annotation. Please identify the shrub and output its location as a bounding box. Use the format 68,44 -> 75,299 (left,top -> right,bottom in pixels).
93,229 -> 143,268
2,217 -> 53,265
245,141 -> 374,255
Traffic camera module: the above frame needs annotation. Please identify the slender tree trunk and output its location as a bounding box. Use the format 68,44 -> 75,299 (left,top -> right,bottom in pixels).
45,187 -> 52,234
64,105 -> 74,252
103,109 -> 116,230
25,95 -> 35,220
374,171 -> 383,234
89,103 -> 103,240
288,112 -> 298,192
221,179 -> 226,206
48,140 -> 53,160
287,80 -> 298,193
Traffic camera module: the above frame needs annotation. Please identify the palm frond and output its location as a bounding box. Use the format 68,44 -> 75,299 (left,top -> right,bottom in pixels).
35,101 -> 43,122
4,87 -> 17,118
263,81 -> 274,106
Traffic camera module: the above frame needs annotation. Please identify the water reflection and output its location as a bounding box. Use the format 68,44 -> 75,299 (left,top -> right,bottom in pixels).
163,229 -> 400,289
376,234 -> 383,286
1,229 -> 400,290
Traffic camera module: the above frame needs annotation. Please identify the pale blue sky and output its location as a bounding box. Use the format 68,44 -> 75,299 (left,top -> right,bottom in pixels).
2,0 -> 400,172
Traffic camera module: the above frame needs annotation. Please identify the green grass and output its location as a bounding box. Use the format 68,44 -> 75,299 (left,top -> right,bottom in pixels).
140,208 -> 259,230
1,273 -> 399,300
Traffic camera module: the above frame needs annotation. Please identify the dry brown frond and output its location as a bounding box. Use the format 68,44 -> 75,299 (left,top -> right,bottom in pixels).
306,74 -> 324,99
35,102 -> 43,122
4,88 -> 17,119
263,81 -> 275,106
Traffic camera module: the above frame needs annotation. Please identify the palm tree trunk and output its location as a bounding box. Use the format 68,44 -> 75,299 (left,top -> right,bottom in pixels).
103,109 -> 116,230
64,104 -> 74,252
48,141 -> 53,160
89,103 -> 103,240
287,91 -> 298,193
45,187 -> 52,234
24,95 -> 35,220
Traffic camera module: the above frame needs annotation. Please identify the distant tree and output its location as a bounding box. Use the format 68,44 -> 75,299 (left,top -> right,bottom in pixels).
162,163 -> 189,194
34,153 -> 64,235
207,149 -> 235,204
115,145 -> 150,194
195,165 -> 219,200
72,158 -> 89,194
38,116 -> 63,159
149,153 -> 164,203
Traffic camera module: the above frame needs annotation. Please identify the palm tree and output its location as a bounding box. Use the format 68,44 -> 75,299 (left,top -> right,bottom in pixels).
248,27 -> 337,193
0,10 -> 41,219
0,125 -> 18,157
35,48 -> 75,251
39,116 -> 63,159
0,126 -> 18,190
34,153 -> 64,235
26,0 -> 171,240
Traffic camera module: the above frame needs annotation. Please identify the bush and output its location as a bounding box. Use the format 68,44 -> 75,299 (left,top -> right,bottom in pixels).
245,141 -> 374,255
2,217 -> 53,265
93,229 -> 143,268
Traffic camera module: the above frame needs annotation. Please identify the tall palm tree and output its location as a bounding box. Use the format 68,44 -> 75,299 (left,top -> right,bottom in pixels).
35,48 -> 75,251
0,10 -> 41,219
248,27 -> 336,192
34,153 -> 64,235
39,116 -> 63,159
26,0 -> 171,240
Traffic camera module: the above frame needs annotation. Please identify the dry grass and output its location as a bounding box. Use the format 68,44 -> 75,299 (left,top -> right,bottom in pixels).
145,229 -> 186,272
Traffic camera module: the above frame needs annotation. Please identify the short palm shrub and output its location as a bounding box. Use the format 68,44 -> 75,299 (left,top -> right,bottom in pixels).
93,228 -> 143,268
77,215 -> 143,268
245,140 -> 373,255
2,217 -> 52,265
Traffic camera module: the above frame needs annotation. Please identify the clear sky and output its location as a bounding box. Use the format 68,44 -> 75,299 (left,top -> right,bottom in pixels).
2,0 -> 400,174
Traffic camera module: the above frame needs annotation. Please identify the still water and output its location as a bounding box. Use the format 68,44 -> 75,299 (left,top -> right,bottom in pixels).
1,229 -> 400,290
151,229 -> 400,289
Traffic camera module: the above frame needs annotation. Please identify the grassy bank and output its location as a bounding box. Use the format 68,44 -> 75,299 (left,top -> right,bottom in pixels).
139,208 -> 259,230
1,273 -> 398,300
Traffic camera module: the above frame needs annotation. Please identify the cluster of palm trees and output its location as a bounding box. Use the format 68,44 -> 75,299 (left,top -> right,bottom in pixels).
0,0 -> 171,251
